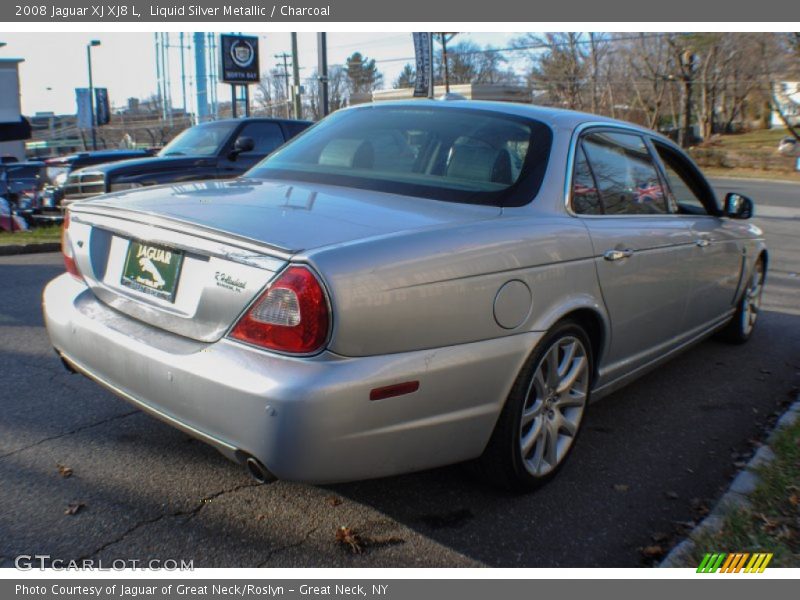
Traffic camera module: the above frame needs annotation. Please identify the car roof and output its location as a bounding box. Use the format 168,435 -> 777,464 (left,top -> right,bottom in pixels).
200,117 -> 314,126
347,99 -> 662,139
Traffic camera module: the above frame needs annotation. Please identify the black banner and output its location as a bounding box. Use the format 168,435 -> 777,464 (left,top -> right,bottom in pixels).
94,88 -> 109,126
412,32 -> 432,98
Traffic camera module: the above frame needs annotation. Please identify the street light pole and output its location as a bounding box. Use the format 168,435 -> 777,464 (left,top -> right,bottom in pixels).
317,32 -> 329,117
86,40 -> 101,151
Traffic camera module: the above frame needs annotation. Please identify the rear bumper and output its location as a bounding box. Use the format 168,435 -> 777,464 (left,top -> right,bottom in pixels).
43,273 -> 540,483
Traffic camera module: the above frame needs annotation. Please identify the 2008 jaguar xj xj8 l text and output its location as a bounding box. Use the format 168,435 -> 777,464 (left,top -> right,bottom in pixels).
44,101 -> 767,489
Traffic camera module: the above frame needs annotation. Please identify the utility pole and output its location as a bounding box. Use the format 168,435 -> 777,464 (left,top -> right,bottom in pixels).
679,50 -> 696,148
317,32 -> 329,117
275,52 -> 292,118
179,32 -> 187,113
436,33 -> 457,94
428,33 -> 434,99
291,33 -> 302,120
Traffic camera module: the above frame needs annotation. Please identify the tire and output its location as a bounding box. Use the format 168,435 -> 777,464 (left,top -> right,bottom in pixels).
718,256 -> 766,344
476,320 -> 593,491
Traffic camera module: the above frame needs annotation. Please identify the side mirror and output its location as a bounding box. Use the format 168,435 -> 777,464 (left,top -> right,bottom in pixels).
724,192 -> 754,220
229,136 -> 255,160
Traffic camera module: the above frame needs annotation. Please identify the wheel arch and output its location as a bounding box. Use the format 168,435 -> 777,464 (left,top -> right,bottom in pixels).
556,307 -> 607,387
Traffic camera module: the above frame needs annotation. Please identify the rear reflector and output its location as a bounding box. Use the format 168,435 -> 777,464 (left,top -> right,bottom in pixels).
369,381 -> 420,401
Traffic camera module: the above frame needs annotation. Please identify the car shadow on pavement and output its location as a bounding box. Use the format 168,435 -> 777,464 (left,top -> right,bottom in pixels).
327,309 -> 800,567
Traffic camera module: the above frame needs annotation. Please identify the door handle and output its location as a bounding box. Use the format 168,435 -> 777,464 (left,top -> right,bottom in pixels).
603,248 -> 634,261
695,239 -> 711,248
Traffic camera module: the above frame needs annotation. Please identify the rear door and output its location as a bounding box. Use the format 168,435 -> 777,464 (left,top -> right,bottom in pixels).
218,121 -> 287,176
571,129 -> 696,378
651,140 -> 745,330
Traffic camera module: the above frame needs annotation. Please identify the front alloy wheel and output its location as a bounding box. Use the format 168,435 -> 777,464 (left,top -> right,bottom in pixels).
741,259 -> 765,337
719,257 -> 766,344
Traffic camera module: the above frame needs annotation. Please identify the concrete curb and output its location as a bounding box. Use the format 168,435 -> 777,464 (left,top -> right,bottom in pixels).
659,398 -> 800,567
0,242 -> 60,256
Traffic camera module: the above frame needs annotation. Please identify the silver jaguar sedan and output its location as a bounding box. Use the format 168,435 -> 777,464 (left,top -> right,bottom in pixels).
44,101 -> 767,490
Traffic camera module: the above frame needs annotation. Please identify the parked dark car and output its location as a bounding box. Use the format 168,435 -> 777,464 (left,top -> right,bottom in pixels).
45,149 -> 156,189
62,118 -> 312,204
41,149 -> 157,213
0,161 -> 46,226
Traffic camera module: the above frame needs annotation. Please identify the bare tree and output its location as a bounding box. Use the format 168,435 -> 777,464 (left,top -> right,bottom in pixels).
254,69 -> 290,118
514,33 -> 589,110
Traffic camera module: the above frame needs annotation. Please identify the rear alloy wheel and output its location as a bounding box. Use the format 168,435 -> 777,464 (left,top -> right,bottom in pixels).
720,257 -> 765,344
477,321 -> 592,490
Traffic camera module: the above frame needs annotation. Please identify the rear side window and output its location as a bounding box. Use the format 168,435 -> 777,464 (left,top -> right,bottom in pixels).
577,131 -> 668,215
237,122 -> 286,155
572,145 -> 603,215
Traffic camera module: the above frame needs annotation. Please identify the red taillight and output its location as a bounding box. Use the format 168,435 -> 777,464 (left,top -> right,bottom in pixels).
62,211 -> 81,280
230,266 -> 330,354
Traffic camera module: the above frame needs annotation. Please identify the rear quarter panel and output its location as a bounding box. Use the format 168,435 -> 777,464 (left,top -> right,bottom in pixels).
303,215 -> 606,357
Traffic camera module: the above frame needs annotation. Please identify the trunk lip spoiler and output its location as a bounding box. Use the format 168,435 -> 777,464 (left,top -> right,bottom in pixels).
69,203 -> 296,260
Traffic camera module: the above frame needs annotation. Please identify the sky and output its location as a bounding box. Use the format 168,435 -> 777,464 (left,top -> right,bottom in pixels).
0,32 -> 526,116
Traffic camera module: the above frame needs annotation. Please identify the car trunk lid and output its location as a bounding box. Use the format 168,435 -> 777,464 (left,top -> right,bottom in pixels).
65,178 -> 499,343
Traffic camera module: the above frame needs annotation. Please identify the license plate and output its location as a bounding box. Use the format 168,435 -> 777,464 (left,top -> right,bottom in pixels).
120,240 -> 184,302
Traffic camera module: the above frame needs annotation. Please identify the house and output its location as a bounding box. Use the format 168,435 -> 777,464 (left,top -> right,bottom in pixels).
772,81 -> 800,127
0,58 -> 30,161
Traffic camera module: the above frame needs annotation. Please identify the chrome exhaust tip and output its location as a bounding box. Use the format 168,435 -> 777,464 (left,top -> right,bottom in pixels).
245,456 -> 276,484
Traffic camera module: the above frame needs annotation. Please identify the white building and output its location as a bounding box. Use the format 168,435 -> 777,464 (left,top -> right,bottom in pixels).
772,81 -> 800,127
0,58 -> 29,161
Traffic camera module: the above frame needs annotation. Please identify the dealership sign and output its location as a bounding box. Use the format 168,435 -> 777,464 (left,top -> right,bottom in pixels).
220,34 -> 260,84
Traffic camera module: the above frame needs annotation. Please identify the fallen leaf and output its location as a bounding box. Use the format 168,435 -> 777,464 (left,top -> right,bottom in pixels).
613,484 -> 630,493
641,545 -> 664,558
335,527 -> 363,554
256,514 -> 266,521
57,464 -> 73,478
758,513 -> 780,531
326,496 -> 343,507
64,502 -> 85,516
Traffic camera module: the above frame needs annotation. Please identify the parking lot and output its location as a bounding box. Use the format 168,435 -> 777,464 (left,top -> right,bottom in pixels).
0,177 -> 798,568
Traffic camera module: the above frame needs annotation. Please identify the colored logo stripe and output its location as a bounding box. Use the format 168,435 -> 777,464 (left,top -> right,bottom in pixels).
697,552 -> 773,573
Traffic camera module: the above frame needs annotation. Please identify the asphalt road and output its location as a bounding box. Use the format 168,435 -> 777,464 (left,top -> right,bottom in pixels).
0,177 -> 798,568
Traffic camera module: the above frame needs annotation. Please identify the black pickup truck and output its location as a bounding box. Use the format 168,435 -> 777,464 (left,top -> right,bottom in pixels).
63,117 -> 312,204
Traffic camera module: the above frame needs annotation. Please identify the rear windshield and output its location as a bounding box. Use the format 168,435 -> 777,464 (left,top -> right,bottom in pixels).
246,105 -> 552,206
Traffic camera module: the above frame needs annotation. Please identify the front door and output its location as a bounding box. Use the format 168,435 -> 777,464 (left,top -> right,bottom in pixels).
652,141 -> 745,331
